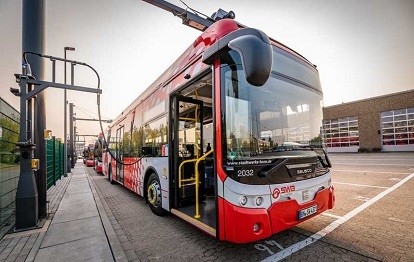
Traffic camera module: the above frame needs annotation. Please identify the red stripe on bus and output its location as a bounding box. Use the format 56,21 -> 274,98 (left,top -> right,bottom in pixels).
214,60 -> 227,182
217,196 -> 226,241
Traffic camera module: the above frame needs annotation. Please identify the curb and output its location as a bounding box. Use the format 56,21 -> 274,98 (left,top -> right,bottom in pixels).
87,172 -> 128,262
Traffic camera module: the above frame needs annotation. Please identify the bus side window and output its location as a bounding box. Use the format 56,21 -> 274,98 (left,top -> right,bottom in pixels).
143,116 -> 168,157
132,105 -> 144,157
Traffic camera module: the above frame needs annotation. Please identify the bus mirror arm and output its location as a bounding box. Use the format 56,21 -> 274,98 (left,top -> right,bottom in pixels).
322,149 -> 332,168
202,28 -> 273,86
310,146 -> 332,168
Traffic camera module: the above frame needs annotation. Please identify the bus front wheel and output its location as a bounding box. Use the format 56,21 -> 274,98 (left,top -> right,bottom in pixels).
147,173 -> 166,216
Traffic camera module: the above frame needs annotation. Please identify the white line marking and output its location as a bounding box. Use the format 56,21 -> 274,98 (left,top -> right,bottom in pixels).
321,212 -> 342,219
332,181 -> 389,189
333,163 -> 414,167
261,172 -> 414,262
354,195 -> 370,202
274,242 -> 284,251
330,158 -> 414,161
265,240 -> 284,250
332,169 -> 411,175
387,217 -> 406,223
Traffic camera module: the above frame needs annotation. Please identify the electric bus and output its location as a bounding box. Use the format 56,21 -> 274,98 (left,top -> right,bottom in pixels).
83,144 -> 95,167
102,18 -> 335,243
93,133 -> 104,173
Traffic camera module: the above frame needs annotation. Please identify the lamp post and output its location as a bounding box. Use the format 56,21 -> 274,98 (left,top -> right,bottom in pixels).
64,46 -> 75,174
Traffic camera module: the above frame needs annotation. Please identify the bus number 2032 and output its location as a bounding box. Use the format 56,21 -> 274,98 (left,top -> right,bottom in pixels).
237,169 -> 254,177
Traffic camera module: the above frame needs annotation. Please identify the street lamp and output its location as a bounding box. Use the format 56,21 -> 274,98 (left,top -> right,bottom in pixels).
64,46 -> 75,175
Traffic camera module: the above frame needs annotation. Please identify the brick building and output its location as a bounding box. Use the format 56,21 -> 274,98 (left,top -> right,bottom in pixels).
323,89 -> 414,152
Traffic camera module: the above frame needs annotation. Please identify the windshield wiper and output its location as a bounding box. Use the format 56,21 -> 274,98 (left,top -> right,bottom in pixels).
258,158 -> 290,178
274,145 -> 331,168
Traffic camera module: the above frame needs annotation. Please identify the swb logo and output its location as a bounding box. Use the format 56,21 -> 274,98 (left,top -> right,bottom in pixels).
272,185 -> 295,199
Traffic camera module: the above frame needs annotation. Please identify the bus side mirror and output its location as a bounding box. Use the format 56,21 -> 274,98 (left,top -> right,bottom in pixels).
203,28 -> 273,87
228,35 -> 272,86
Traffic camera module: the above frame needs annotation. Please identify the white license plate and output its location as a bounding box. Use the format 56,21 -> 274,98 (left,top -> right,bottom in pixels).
298,205 -> 317,220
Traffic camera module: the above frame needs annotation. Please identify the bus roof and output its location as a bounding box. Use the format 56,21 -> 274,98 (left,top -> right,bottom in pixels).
109,19 -> 316,128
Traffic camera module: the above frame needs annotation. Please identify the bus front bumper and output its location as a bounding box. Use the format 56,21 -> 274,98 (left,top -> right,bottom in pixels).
86,159 -> 94,167
222,186 -> 335,243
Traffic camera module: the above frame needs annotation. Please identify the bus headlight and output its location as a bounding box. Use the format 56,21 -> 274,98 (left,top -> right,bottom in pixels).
240,196 -> 248,206
255,196 -> 263,206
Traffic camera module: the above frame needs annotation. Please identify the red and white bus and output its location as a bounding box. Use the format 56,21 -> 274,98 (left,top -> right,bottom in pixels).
93,133 -> 104,173
102,18 -> 334,243
83,144 -> 95,167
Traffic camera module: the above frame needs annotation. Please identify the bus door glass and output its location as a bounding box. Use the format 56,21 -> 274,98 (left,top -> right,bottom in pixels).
171,95 -> 203,203
116,125 -> 124,183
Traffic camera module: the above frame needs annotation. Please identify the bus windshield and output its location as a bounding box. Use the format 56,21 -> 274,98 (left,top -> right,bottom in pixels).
222,48 -> 326,163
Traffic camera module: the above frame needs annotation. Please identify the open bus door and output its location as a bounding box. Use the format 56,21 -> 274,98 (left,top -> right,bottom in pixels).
169,87 -> 216,236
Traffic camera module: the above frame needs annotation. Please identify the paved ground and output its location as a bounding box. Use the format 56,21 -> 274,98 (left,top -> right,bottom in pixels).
0,173 -> 70,262
0,165 -> 127,262
90,152 -> 414,262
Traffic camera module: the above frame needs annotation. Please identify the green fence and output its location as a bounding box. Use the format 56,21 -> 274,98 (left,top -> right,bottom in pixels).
46,137 -> 64,189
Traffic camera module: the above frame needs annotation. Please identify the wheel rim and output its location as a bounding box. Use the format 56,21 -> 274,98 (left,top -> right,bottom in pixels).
147,180 -> 161,208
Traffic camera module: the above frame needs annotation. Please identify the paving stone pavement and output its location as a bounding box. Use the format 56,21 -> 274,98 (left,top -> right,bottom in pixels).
0,173 -> 70,262
4,155 -> 405,262
0,164 -> 128,262
88,154 -> 414,262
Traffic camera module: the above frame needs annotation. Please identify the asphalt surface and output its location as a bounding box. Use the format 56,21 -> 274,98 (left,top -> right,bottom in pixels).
89,153 -> 414,262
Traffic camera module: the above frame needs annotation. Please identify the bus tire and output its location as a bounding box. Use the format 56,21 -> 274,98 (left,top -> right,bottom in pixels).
147,173 -> 166,216
109,166 -> 115,184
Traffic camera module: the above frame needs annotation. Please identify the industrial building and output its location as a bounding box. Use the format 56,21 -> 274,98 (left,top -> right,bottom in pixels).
323,89 -> 414,152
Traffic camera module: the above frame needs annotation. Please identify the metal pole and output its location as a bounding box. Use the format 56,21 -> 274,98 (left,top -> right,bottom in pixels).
15,77 -> 38,229
69,103 -> 74,168
70,64 -> 75,168
16,0 -> 44,228
64,50 -> 68,174
73,126 -> 77,163
64,47 -> 75,174
31,0 -> 47,220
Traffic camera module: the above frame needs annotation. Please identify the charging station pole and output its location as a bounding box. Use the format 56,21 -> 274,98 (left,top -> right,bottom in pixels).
15,0 -> 102,229
15,0 -> 45,229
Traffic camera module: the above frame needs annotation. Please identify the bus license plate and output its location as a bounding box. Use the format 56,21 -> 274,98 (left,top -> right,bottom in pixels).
298,205 -> 317,220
